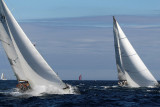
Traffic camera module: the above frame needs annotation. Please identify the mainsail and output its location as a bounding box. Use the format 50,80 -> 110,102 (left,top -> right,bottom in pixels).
113,16 -> 158,87
0,0 -> 69,91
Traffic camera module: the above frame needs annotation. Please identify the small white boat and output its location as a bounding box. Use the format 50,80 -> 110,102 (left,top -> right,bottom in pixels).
1,73 -> 7,80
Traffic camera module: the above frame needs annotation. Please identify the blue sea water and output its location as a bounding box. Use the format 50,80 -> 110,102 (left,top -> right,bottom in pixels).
0,80 -> 160,107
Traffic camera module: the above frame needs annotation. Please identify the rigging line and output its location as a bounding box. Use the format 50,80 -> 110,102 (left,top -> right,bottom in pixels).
114,46 -> 120,48
0,38 -> 10,45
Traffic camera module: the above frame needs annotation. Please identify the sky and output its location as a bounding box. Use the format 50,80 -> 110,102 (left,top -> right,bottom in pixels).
1,0 -> 160,80
5,0 -> 160,19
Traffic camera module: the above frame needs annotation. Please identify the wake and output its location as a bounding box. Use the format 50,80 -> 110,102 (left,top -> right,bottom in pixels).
28,84 -> 79,96
1,84 -> 79,97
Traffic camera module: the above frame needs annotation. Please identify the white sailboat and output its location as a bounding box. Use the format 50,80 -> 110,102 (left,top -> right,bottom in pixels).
1,73 -> 7,80
0,0 -> 71,93
113,16 -> 158,87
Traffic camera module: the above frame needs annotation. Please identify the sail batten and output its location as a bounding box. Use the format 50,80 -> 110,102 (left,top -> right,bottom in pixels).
113,16 -> 158,87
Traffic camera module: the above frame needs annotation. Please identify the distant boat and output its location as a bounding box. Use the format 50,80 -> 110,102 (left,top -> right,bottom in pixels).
1,73 -> 7,80
79,75 -> 82,80
0,0 -> 71,93
113,16 -> 158,87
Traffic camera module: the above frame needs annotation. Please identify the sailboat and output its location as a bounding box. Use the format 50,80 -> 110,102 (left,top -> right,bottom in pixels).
0,0 -> 71,93
113,16 -> 158,87
1,73 -> 7,80
79,74 -> 82,80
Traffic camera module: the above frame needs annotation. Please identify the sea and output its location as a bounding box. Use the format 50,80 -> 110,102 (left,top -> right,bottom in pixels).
0,80 -> 160,107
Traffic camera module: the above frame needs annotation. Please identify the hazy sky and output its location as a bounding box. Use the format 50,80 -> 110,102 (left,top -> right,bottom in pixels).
5,0 -> 160,19
1,0 -> 160,80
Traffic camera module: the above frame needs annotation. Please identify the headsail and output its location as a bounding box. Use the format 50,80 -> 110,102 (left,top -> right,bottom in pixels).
0,1 -> 26,80
0,0 -> 69,91
113,16 -> 158,87
113,17 -> 126,81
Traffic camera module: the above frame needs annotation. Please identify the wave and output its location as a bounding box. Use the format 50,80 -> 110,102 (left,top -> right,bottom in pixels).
0,84 -> 79,97
101,85 -> 119,89
27,84 -> 79,96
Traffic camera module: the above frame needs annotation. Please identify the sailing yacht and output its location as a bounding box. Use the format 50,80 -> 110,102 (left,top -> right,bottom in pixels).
79,74 -> 82,80
0,0 -> 71,93
1,73 -> 7,80
113,16 -> 158,87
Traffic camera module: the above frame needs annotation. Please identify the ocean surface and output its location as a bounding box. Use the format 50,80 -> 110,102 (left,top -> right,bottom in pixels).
0,80 -> 160,107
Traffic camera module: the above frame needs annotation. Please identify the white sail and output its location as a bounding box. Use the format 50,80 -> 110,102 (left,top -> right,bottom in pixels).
113,17 -> 126,81
1,73 -> 7,80
0,3 -> 26,80
1,73 -> 3,79
113,16 -> 158,87
0,0 -> 69,92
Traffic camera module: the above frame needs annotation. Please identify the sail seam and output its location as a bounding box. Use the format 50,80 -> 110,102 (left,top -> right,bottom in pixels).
121,53 -> 137,57
119,37 -> 127,40
125,68 -> 148,73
